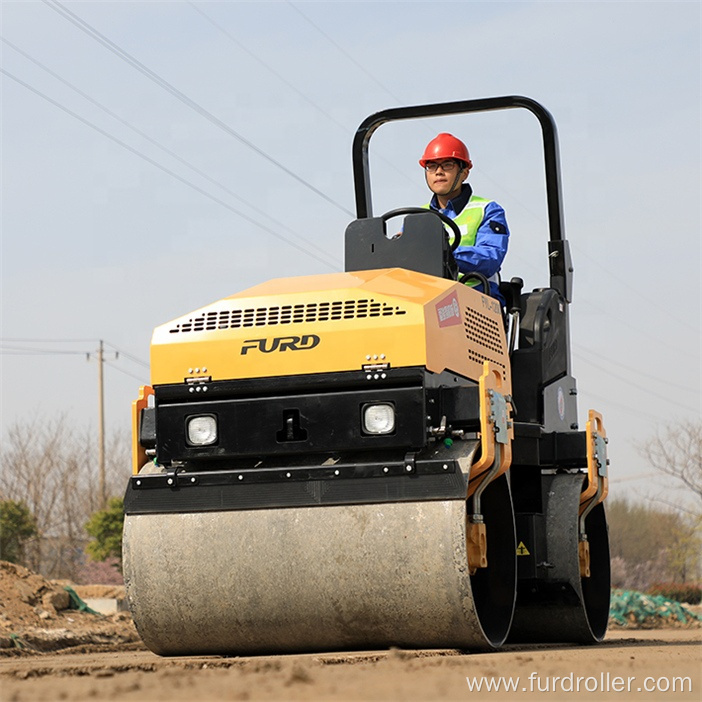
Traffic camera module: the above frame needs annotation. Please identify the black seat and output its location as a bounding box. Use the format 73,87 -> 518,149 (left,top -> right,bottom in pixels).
345,213 -> 457,280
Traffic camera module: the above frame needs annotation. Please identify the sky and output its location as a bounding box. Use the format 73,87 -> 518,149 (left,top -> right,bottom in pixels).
1,1 -> 700,507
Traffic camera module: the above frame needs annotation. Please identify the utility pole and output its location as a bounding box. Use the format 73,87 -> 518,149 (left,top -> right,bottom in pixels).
97,340 -> 106,509
89,340 -> 116,510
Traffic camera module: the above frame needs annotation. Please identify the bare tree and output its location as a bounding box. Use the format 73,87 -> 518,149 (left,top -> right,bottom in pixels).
607,498 -> 701,587
641,420 -> 702,513
0,415 -> 130,579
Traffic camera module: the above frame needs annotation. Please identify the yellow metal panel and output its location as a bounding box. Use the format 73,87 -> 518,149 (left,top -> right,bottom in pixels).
131,385 -> 153,475
150,269 -> 443,385
149,268 -> 511,388
424,283 -> 511,392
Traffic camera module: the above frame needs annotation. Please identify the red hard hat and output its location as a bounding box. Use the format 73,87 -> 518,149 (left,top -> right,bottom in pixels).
419,133 -> 472,169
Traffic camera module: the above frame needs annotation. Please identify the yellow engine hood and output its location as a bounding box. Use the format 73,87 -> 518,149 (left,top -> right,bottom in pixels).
150,268 -> 509,388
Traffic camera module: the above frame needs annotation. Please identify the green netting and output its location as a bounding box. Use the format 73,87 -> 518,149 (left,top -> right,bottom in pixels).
63,585 -> 102,616
609,588 -> 702,628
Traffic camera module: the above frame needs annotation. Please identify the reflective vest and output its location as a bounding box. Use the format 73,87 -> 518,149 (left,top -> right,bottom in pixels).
423,195 -> 499,289
423,194 -> 490,247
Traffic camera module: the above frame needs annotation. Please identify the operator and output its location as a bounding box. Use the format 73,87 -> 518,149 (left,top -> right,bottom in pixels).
420,133 -> 509,306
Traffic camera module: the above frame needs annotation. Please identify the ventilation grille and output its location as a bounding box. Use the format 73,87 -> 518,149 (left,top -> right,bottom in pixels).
468,349 -> 507,373
464,307 -> 506,372
169,299 -> 407,334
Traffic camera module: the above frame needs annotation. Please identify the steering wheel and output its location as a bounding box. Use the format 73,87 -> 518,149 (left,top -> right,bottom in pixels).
379,207 -> 462,252
458,271 -> 490,290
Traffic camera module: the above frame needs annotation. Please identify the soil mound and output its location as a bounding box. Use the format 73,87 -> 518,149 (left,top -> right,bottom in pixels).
0,561 -> 141,655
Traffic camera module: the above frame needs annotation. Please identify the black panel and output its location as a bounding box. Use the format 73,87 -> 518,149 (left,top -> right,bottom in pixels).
139,407 -> 156,449
156,386 -> 426,463
510,289 -> 569,424
539,430 -> 588,468
515,513 -> 546,580
156,367 -> 426,403
344,213 -> 454,278
124,459 -> 468,514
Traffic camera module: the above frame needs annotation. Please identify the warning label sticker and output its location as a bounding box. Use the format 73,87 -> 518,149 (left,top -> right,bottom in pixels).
435,292 -> 462,328
516,541 -> 530,556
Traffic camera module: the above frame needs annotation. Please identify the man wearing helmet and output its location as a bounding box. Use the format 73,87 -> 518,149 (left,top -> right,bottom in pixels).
420,133 -> 509,305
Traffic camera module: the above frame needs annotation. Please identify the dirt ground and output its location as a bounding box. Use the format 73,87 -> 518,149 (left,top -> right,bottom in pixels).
0,630 -> 699,702
1,562 -> 700,701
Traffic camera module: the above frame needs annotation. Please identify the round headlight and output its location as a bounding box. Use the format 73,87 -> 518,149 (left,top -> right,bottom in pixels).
187,415 -> 217,446
362,403 -> 395,435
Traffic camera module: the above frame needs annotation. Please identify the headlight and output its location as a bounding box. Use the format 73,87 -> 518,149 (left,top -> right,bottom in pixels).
362,403 -> 395,435
186,415 -> 217,446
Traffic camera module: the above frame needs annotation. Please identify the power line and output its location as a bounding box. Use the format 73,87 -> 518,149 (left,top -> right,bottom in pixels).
2,68 -> 338,270
287,2 -> 404,105
573,352 -> 699,415
42,0 -> 355,217
188,2 -> 351,134
1,338 -> 150,370
105,360 -> 149,383
575,345 -> 699,397
0,337 -> 97,343
570,242 -> 697,332
1,37 -> 339,268
575,297 -> 698,361
0,345 -> 87,356
576,388 -> 660,424
102,343 -> 149,369
186,2 -> 417,190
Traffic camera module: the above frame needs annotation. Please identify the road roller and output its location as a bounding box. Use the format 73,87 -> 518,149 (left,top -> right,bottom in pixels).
123,96 -> 611,655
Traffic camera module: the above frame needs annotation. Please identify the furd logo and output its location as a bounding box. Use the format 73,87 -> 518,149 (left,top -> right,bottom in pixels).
435,292 -> 462,328
240,334 -> 321,355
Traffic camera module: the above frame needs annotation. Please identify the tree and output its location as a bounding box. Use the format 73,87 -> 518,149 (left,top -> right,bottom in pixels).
642,420 -> 702,513
85,497 -> 125,562
0,499 -> 38,565
0,415 -> 131,578
607,498 -> 701,588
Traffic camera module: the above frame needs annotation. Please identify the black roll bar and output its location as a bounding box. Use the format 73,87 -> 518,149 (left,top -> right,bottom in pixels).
352,95 -> 565,244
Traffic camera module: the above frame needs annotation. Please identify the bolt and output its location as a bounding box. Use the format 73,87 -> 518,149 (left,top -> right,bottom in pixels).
188,368 -> 193,374
373,354 -> 378,360
442,464 -> 448,470
381,373 -> 387,379
286,472 -> 291,478
366,355 -> 371,360
202,386 -> 208,392
195,368 -> 200,373
202,367 -> 207,373
167,478 -> 174,485
570,423 -> 579,430
189,387 -> 195,393
405,465 -> 412,472
383,467 -> 389,473
135,480 -> 141,486
238,475 -> 244,481
380,354 -> 386,360
334,469 -> 340,476
373,374 -> 379,380
366,374 -> 372,380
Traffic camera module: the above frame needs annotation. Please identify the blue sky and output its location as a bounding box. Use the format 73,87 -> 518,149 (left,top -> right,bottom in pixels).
2,1 -> 700,505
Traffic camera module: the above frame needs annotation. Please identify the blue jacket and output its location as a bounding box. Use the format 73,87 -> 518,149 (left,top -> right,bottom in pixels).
429,184 -> 510,305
